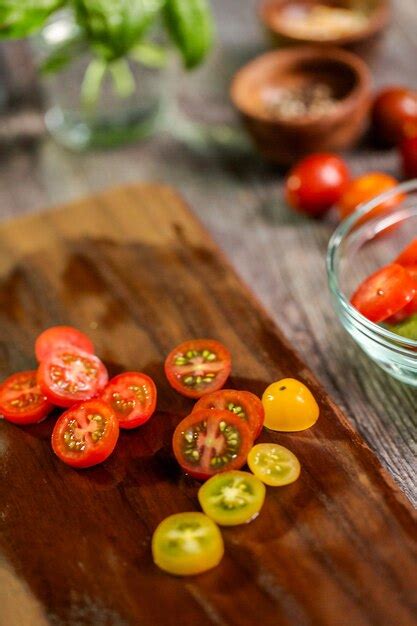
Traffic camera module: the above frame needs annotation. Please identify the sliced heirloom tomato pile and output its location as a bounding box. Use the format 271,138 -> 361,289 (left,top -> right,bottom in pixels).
350,239 -> 417,339
1,326 -> 157,469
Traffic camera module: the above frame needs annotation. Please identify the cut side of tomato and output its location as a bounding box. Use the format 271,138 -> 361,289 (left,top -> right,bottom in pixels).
172,409 -> 252,480
192,389 -> 264,439
165,339 -> 231,399
247,443 -> 301,487
198,471 -> 265,526
0,371 -> 52,425
35,326 -> 94,362
152,512 -> 224,576
38,346 -> 108,408
101,372 -> 157,429
350,263 -> 416,323
51,399 -> 119,468
395,239 -> 417,267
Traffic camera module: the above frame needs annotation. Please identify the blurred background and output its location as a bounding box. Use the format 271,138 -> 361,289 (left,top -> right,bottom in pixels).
0,0 -> 416,502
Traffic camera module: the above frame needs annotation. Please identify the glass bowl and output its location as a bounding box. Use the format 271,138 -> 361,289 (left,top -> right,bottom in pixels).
327,179 -> 417,386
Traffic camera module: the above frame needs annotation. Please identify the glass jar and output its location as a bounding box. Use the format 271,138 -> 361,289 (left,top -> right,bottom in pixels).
35,12 -> 165,151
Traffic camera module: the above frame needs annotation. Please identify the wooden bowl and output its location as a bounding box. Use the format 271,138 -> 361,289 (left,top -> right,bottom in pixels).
259,0 -> 391,48
230,46 -> 372,165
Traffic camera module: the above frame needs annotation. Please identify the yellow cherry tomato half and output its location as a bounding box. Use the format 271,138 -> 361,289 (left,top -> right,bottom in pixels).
262,378 -> 319,432
247,443 -> 301,487
198,471 -> 266,526
152,512 -> 224,576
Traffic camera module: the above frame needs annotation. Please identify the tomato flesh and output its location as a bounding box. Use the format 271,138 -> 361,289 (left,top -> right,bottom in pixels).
193,389 -> 264,439
51,399 -> 119,468
172,409 -> 252,480
152,512 -> 224,576
386,265 -> 417,323
247,443 -> 301,487
0,371 -> 52,425
198,471 -> 265,526
101,372 -> 157,429
38,346 -> 108,407
165,339 -> 231,399
35,326 -> 94,362
350,263 -> 416,323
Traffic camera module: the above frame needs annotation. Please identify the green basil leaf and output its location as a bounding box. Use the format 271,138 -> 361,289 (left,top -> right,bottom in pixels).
0,0 -> 64,39
72,0 -> 165,61
130,41 -> 167,68
163,0 -> 213,69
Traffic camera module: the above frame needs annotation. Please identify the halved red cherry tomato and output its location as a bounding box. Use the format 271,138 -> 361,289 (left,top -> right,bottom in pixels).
395,239 -> 417,267
38,346 -> 108,407
35,326 -> 94,362
0,371 -> 52,425
386,265 -> 417,323
172,409 -> 252,480
165,339 -> 231,399
350,263 -> 416,323
192,390 -> 264,439
101,372 -> 157,429
285,153 -> 350,217
51,399 -> 119,468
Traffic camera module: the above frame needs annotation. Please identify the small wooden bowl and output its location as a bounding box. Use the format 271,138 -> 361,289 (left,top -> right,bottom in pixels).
230,46 -> 372,165
259,0 -> 391,48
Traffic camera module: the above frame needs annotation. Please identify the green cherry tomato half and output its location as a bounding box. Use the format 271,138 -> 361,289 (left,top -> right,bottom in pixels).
262,378 -> 319,432
198,471 -> 266,526
247,443 -> 301,487
152,512 -> 224,576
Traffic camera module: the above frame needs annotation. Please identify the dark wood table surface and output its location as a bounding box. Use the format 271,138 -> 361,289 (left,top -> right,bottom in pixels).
0,0 -> 416,508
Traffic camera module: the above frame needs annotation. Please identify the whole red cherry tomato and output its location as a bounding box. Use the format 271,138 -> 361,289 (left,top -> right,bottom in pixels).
400,134 -> 417,180
285,153 -> 350,217
372,87 -> 417,147
337,173 -> 405,235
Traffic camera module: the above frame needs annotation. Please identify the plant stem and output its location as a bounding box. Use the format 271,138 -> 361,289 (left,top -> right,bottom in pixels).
81,58 -> 107,113
109,59 -> 136,99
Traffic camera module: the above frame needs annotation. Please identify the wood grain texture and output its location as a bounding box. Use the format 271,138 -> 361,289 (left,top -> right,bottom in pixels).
0,183 -> 416,626
0,0 -> 416,512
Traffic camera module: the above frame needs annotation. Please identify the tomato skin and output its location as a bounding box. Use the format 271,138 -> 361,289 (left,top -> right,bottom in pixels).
38,347 -> 108,408
152,512 -> 224,576
386,265 -> 417,323
51,399 -> 119,468
0,371 -> 52,425
372,87 -> 417,147
247,443 -> 301,487
285,153 -> 350,217
172,409 -> 252,480
192,389 -> 264,440
165,339 -> 231,399
351,263 -> 416,323
400,135 -> 417,180
198,471 -> 266,526
262,379 -> 319,432
337,172 -> 404,228
35,326 -> 94,362
101,372 -> 157,429
395,239 -> 417,267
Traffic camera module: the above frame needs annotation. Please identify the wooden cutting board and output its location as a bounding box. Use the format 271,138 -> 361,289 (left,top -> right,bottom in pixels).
0,184 -> 416,626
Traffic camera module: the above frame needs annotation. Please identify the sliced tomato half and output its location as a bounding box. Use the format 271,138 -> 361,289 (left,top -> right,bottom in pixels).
350,263 -> 416,323
386,265 -> 417,323
38,346 -> 108,408
51,399 -> 119,468
35,326 -> 94,362
192,389 -> 264,439
0,371 -> 52,425
165,339 -> 231,399
172,409 -> 252,480
101,372 -> 157,429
